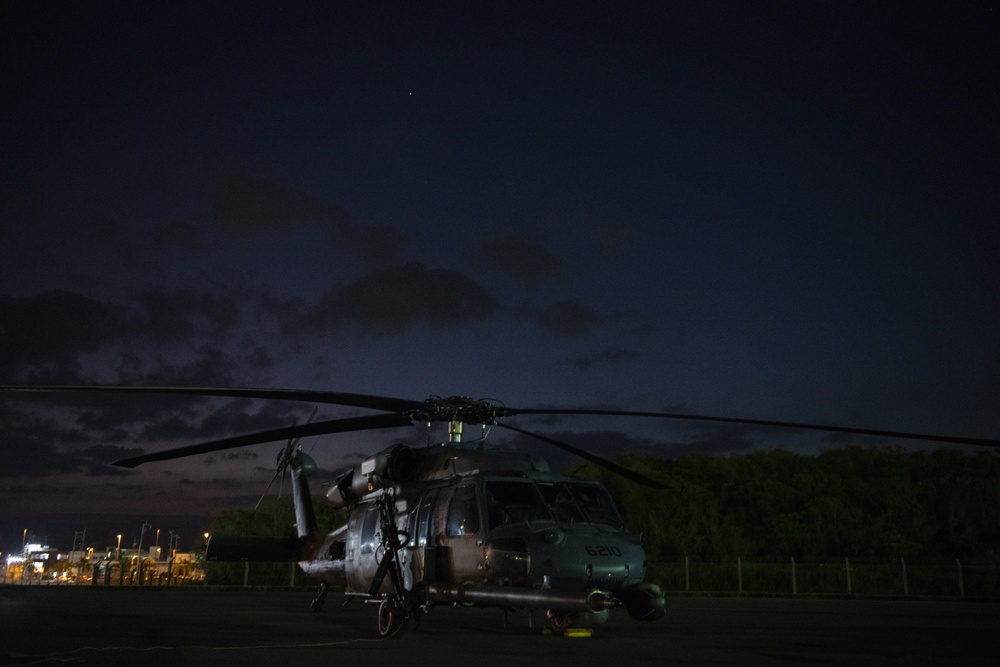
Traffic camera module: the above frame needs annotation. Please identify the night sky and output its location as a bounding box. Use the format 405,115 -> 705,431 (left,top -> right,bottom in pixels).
2,1 -> 998,554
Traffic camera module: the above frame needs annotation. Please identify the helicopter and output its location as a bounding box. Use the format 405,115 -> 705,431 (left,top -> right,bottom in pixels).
4,384 -> 1000,638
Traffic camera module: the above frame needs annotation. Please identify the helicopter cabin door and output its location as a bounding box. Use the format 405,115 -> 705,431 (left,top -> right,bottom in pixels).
437,483 -> 484,582
411,486 -> 441,584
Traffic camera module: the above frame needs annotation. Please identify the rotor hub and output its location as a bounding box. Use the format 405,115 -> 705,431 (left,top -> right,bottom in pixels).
409,396 -> 504,425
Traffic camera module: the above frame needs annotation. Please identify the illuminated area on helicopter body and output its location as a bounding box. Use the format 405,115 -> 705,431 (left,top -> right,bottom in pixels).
296,442 -> 665,635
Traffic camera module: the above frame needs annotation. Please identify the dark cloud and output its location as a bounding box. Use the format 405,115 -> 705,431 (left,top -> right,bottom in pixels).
152,219 -> 199,249
0,406 -> 141,478
87,217 -> 199,258
242,346 -> 275,371
0,389 -> 311,483
132,288 -> 239,343
222,450 -> 259,462
0,288 -> 252,383
75,445 -> 146,475
0,390 -> 177,475
88,216 -> 131,246
338,223 -> 406,265
568,347 -> 640,372
665,419 -> 852,457
0,183 -> 39,227
501,429 -> 672,475
665,423 -> 763,457
212,172 -> 345,231
254,293 -> 304,321
0,291 -> 127,381
521,300 -> 633,338
113,345 -> 243,388
196,398 -> 304,442
476,235 -> 567,285
502,423 -> 800,475
86,397 -> 310,469
308,262 -> 500,335
211,172 -> 402,264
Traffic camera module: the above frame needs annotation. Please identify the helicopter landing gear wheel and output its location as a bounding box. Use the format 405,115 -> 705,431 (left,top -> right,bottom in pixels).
377,598 -> 408,639
546,610 -> 574,635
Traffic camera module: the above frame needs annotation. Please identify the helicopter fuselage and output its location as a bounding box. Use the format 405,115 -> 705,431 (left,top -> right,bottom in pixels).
295,443 -> 664,627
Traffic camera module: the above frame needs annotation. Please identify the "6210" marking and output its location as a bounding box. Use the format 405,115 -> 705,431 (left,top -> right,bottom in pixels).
584,545 -> 623,557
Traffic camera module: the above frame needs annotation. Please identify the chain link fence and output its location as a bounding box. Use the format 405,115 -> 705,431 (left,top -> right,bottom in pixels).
648,558 -> 1000,597
10,556 -> 998,598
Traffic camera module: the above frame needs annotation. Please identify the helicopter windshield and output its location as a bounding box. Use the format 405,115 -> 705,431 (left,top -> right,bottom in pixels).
484,480 -> 625,530
537,481 -> 624,528
567,482 -> 625,529
484,480 -> 550,529
536,482 -> 587,523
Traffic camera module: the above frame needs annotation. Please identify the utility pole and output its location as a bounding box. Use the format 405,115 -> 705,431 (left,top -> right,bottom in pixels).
167,530 -> 177,584
72,530 -> 87,581
137,521 -> 151,587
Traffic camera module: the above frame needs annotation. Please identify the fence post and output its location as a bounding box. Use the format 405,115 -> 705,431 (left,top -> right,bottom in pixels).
845,557 -> 852,595
243,561 -> 250,588
791,557 -> 797,595
737,557 -> 743,593
956,559 -> 964,597
685,556 -> 690,592
901,558 -> 908,596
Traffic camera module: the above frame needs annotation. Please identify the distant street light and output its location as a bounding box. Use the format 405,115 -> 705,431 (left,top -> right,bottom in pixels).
137,521 -> 151,586
116,534 -> 122,560
203,533 -> 212,586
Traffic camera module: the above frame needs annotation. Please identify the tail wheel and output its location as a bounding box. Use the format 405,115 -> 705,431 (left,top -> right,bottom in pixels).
546,610 -> 574,635
377,598 -> 408,639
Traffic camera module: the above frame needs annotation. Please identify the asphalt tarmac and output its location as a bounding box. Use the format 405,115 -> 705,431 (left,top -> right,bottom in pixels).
1,587 -> 998,666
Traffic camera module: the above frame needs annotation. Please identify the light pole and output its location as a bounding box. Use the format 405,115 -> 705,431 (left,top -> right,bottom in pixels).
136,521 -> 150,586
116,534 -> 123,585
167,530 -> 175,584
202,533 -> 212,586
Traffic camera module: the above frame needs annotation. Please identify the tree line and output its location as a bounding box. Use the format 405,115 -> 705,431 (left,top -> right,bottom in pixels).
578,446 -> 1000,562
209,446 -> 1000,567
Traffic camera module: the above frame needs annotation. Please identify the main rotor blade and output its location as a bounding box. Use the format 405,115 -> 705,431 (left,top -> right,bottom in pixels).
500,408 -> 1000,449
7,385 -> 995,451
113,413 -> 414,468
495,422 -> 668,489
0,385 -> 424,414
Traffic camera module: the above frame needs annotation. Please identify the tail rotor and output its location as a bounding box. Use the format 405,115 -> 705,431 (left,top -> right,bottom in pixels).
255,407 -> 318,510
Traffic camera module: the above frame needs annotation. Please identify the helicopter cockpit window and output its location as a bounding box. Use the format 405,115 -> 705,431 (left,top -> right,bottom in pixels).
537,482 -> 587,524
484,481 -> 550,529
568,483 -> 625,529
446,485 -> 481,536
